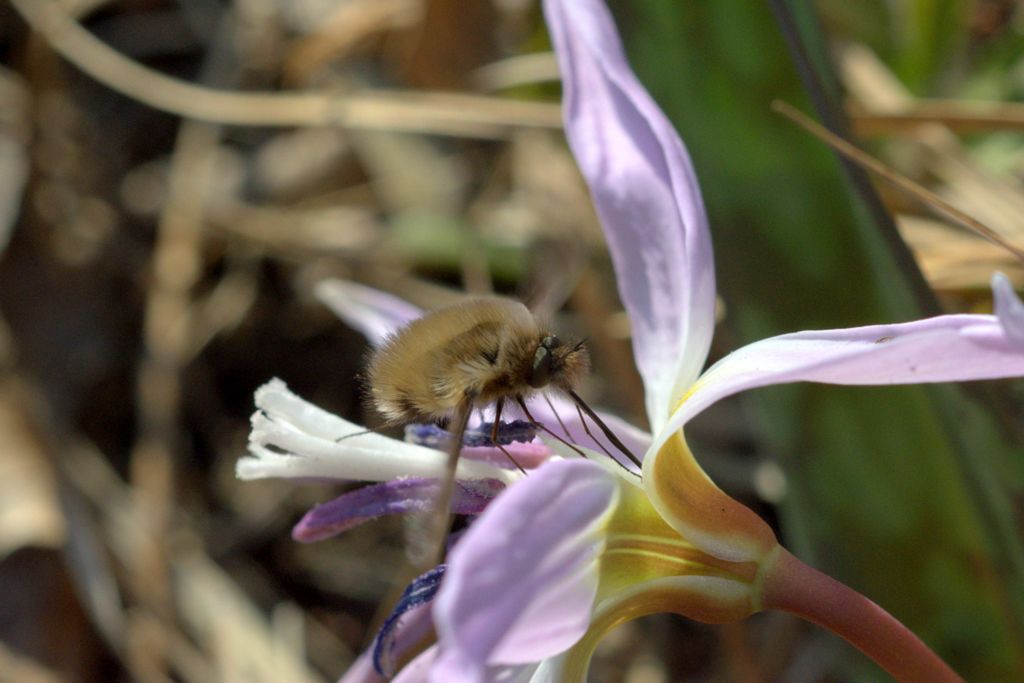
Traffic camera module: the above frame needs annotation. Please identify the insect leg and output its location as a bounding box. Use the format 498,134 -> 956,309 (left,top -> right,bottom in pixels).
515,396 -> 588,459
542,393 -> 572,440
489,399 -> 527,474
491,398 -> 503,444
494,443 -> 527,475
334,428 -> 375,442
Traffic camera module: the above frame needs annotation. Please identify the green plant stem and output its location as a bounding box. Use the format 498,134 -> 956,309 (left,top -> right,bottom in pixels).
761,548 -> 963,682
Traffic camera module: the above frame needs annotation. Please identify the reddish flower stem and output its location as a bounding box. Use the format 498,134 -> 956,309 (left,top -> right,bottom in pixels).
761,548 -> 963,683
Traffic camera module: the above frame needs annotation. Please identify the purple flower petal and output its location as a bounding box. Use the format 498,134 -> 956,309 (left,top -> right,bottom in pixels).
388,647 -> 537,683
458,444 -> 552,470
293,478 -> 504,542
404,422 -> 554,470
653,313 -> 1024,456
545,0 -> 717,430
992,272 -> 1024,347
337,650 -> 386,683
340,602 -> 438,683
461,421 -> 539,447
315,279 -> 422,346
375,566 -> 447,676
393,647 -> 436,683
431,459 -> 619,680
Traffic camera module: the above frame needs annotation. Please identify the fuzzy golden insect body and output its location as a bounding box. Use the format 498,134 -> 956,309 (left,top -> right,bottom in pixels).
367,297 -> 589,424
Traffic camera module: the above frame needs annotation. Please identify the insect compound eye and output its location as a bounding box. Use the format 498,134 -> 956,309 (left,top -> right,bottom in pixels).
529,344 -> 553,388
541,335 -> 563,350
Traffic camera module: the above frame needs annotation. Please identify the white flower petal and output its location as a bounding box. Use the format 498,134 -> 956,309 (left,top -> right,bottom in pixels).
237,379 -> 513,483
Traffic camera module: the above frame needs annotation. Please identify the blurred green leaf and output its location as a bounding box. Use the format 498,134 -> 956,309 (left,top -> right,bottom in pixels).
817,0 -> 970,92
388,209 -> 528,283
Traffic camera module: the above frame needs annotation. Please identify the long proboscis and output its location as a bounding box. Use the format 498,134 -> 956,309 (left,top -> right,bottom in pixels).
515,396 -> 590,461
546,393 -> 624,465
421,398 -> 473,571
567,390 -> 643,469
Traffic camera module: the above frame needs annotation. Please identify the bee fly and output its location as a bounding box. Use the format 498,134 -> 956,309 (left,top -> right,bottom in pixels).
366,297 -> 639,563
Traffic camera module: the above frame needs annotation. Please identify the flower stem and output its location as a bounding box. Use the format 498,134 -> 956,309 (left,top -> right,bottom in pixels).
760,548 -> 963,682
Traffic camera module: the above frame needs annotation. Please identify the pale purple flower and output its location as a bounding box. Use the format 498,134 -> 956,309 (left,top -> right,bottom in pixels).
240,0 -> 1024,680
391,0 -> 1024,680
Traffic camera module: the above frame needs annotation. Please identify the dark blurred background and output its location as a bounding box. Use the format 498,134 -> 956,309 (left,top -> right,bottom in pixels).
0,0 -> 1023,681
